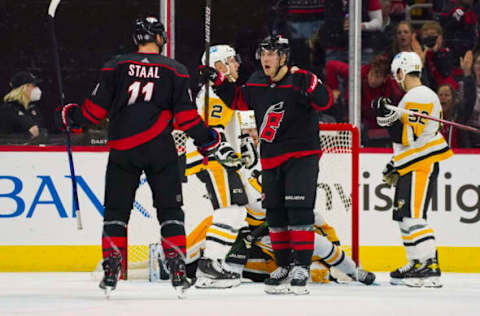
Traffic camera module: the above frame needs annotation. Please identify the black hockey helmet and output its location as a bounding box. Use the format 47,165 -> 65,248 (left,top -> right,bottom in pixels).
133,16 -> 167,47
255,34 -> 290,64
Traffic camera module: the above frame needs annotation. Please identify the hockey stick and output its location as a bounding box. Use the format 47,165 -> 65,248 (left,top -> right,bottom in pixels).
203,0 -> 212,165
386,104 -> 480,134
48,0 -> 82,230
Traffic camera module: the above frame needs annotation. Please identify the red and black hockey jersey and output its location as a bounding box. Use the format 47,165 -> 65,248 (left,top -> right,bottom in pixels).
214,68 -> 332,169
70,52 -> 212,152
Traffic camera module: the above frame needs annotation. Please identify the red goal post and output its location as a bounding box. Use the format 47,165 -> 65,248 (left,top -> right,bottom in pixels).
318,123 -> 359,265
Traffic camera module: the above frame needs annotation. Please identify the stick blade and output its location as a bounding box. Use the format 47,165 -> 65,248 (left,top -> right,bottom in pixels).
48,0 -> 61,18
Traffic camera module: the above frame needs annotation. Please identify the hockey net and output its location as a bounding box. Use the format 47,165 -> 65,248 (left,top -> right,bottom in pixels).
93,124 -> 359,279
315,123 -> 359,264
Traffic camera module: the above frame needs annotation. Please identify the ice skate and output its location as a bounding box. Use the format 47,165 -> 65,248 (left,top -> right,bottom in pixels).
405,258 -> 442,288
196,257 -> 241,289
348,268 -> 376,285
98,253 -> 122,299
166,255 -> 195,299
290,266 -> 310,295
264,266 -> 291,295
390,260 -> 422,286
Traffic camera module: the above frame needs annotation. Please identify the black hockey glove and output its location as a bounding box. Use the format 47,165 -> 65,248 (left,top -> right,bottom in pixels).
239,134 -> 258,169
54,103 -> 82,134
214,141 -> 244,170
291,68 -> 320,105
198,65 -> 224,87
382,160 -> 400,187
371,97 -> 399,127
196,128 -> 221,157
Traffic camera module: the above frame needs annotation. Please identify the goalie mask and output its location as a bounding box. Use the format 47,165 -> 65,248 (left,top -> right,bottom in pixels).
391,52 -> 422,88
201,45 -> 241,79
133,16 -> 167,47
255,35 -> 290,65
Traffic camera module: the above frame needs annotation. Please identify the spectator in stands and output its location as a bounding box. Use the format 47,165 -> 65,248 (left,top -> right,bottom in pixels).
320,0 -> 382,64
438,0 -> 478,65
270,0 -> 326,68
438,84 -> 461,147
460,50 -> 480,147
325,55 -> 403,145
0,71 -> 46,141
385,21 -> 415,61
414,21 -> 458,91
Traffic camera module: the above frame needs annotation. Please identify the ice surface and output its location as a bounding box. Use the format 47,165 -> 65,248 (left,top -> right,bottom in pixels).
0,272 -> 479,315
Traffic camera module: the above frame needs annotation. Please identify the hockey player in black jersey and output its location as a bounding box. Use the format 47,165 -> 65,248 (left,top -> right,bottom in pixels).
199,35 -> 333,295
56,16 -> 221,298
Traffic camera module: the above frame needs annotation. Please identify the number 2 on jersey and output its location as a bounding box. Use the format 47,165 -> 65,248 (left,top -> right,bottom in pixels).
128,81 -> 154,105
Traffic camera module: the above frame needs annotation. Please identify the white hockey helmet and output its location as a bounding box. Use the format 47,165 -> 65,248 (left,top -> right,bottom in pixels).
391,52 -> 422,85
238,110 -> 256,129
201,45 -> 238,68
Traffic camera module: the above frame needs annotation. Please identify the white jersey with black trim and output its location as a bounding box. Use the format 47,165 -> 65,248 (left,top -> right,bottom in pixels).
185,85 -> 242,173
392,85 -> 453,176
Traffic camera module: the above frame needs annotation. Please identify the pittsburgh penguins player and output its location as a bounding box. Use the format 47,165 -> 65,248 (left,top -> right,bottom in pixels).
184,45 -> 248,288
372,51 -> 453,288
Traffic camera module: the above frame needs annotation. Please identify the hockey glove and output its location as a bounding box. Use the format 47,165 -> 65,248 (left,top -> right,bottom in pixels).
372,97 -> 399,127
214,141 -> 244,170
196,128 -> 221,157
291,68 -> 320,106
239,134 -> 259,169
382,160 -> 400,187
54,103 -> 82,134
198,65 -> 225,87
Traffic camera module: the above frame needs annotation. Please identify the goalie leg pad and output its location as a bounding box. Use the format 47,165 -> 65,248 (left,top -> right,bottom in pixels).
204,205 -> 247,260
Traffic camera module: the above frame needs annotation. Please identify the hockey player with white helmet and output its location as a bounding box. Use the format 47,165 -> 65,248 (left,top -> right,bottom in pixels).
372,51 -> 453,287
184,44 -> 248,289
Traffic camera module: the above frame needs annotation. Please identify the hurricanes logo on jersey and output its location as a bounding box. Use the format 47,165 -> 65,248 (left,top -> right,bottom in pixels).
260,101 -> 285,142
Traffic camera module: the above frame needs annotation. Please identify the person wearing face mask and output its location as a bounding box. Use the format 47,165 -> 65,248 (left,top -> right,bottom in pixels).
412,21 -> 458,92
0,71 -> 44,140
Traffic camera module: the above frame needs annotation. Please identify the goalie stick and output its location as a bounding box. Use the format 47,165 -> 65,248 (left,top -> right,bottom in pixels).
48,0 -> 82,230
386,104 -> 480,134
203,0 -> 212,165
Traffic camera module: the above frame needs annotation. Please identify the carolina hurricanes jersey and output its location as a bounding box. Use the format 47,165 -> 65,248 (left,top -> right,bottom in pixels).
392,85 -> 453,175
69,52 -> 212,152
214,68 -> 332,169
185,85 -> 242,174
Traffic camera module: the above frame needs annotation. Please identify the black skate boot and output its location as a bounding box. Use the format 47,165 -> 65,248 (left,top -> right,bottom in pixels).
196,257 -> 241,289
406,258 -> 442,288
99,253 -> 122,298
290,266 -> 310,295
166,254 -> 195,299
264,265 -> 291,295
390,259 -> 422,286
348,268 -> 376,285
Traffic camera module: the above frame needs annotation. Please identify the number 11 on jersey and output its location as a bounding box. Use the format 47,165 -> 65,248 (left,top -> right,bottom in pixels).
128,81 -> 154,105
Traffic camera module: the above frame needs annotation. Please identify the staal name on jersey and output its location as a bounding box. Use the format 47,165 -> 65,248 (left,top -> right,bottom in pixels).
128,65 -> 160,79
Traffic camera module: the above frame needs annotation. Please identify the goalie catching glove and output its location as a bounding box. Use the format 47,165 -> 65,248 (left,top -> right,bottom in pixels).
239,134 -> 258,169
214,141 -> 244,170
382,160 -> 400,187
372,97 -> 399,127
